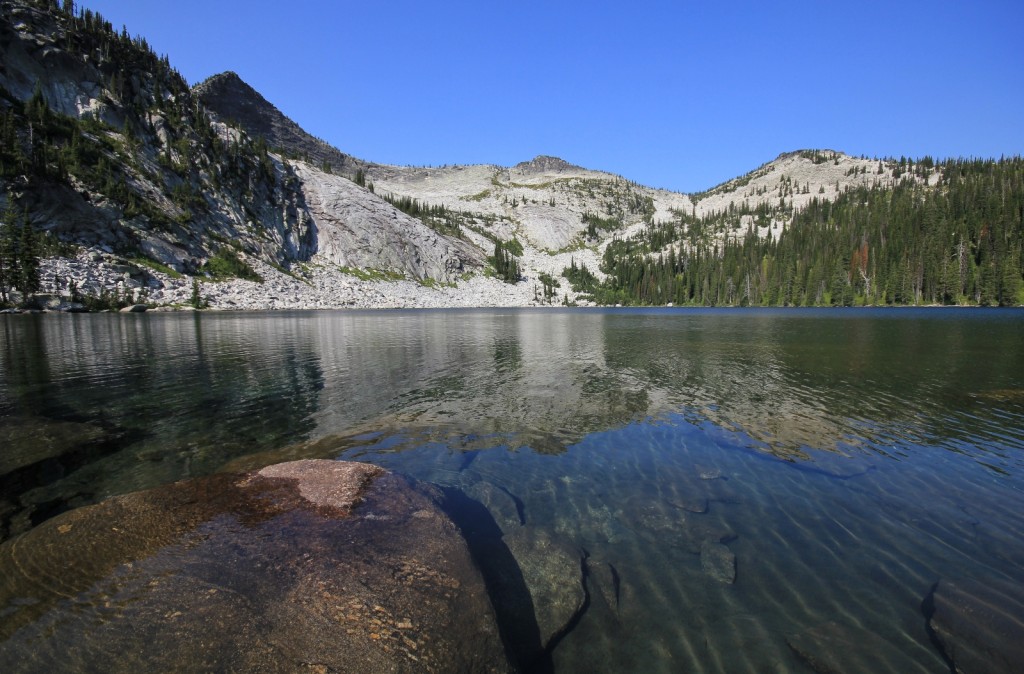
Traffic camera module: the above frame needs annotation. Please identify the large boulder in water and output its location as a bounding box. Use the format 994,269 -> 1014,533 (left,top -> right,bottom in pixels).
0,459 -> 510,673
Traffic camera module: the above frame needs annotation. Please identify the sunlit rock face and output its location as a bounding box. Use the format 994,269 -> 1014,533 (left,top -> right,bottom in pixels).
294,163 -> 484,282
0,459 -> 510,674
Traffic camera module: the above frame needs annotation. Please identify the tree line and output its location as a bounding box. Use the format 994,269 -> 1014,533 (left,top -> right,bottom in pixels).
567,158 -> 1023,307
0,194 -> 41,304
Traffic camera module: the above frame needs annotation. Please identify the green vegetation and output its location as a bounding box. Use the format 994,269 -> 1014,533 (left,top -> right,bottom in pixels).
502,237 -> 524,257
130,256 -> 182,278
338,266 -> 405,282
417,276 -> 454,289
189,279 -> 208,309
201,248 -> 262,282
562,257 -> 601,296
80,283 -> 139,312
690,164 -> 776,203
0,194 -> 40,305
508,179 -> 557,190
798,149 -> 840,165
491,240 -> 521,283
1,0 -> 299,284
536,272 -> 560,302
380,192 -> 465,239
577,158 -> 1024,307
464,189 -> 491,202
268,260 -> 308,284
582,211 -> 623,239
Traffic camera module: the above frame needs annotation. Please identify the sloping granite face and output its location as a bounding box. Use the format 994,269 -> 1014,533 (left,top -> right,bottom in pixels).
294,164 -> 484,282
0,460 -> 510,674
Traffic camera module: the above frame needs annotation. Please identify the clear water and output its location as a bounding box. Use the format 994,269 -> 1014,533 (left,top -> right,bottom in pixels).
2,308 -> 1024,672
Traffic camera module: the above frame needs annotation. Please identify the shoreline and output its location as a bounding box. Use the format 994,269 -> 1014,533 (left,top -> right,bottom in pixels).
0,252 -> 1013,314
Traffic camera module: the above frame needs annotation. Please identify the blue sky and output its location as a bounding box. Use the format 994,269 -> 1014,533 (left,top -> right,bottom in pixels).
84,0 -> 1023,192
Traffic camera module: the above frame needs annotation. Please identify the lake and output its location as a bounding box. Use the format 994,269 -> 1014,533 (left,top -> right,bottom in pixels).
2,307 -> 1024,672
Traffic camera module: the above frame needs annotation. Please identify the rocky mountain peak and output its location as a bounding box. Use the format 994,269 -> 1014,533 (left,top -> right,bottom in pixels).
193,71 -> 272,123
194,71 -> 364,176
513,155 -> 582,174
192,71 -> 289,139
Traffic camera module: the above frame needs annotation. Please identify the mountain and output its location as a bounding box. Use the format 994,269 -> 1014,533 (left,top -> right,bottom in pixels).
0,0 -> 479,302
0,0 -> 1019,310
192,71 -> 366,177
1,0 -> 311,272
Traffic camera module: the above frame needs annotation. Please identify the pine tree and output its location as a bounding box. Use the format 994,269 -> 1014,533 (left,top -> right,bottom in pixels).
15,211 -> 41,298
0,197 -> 16,304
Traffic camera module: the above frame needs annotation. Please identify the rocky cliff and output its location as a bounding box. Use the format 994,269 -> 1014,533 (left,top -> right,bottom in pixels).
295,162 -> 483,278
1,0 -> 313,273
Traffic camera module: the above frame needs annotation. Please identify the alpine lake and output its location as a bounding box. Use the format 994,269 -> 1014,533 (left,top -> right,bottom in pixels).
1,307 -> 1023,673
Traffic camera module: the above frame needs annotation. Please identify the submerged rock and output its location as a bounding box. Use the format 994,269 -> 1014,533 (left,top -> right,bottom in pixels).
674,520 -> 737,555
0,416 -> 107,477
927,577 -> 1024,674
466,480 -> 524,534
786,621 -> 931,673
700,540 -> 737,584
668,494 -> 709,514
0,459 -> 510,673
0,416 -> 115,541
584,557 -> 621,615
704,614 -> 797,672
436,488 -> 585,672
501,527 -> 586,651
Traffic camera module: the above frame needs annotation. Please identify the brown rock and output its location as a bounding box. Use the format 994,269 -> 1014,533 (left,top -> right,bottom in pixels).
254,459 -> 383,513
0,460 -> 510,673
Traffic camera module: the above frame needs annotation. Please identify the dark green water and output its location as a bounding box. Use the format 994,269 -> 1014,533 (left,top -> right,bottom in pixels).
2,307 -> 1024,672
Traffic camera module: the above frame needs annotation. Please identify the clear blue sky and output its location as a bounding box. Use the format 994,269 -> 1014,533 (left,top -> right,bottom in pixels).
84,0 -> 1023,192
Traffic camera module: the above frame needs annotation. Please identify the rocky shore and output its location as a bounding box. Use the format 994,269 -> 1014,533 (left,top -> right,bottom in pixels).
18,247 -> 604,312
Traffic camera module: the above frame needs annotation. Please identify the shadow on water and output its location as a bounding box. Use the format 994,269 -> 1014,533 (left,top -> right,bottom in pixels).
0,421 -> 145,541
920,583 -> 957,674
439,486 -> 553,674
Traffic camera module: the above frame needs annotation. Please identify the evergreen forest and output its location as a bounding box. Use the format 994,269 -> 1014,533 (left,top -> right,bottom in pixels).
567,158 -> 1024,307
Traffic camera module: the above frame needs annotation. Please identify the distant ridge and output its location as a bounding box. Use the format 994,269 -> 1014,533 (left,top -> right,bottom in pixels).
193,71 -> 368,176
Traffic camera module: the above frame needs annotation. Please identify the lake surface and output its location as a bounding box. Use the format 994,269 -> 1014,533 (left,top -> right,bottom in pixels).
2,307 -> 1024,672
